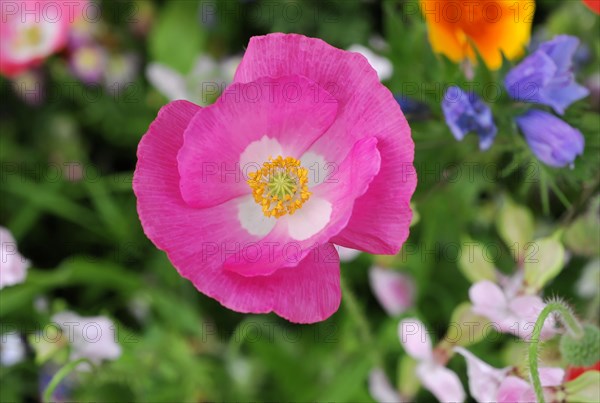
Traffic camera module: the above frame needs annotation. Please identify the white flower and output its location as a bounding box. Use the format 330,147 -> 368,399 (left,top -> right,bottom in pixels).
146,55 -> 241,105
0,333 -> 26,367
347,44 -> 393,81
0,227 -> 30,289
51,311 -> 121,366
398,319 -> 465,402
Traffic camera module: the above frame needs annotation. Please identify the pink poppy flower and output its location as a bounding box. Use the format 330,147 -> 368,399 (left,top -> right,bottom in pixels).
369,266 -> 414,316
0,0 -> 87,77
133,34 -> 416,323
398,319 -> 465,402
469,280 -> 556,340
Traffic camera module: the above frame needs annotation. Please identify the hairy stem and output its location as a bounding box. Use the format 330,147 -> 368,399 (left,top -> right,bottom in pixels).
529,302 -> 584,403
43,358 -> 94,403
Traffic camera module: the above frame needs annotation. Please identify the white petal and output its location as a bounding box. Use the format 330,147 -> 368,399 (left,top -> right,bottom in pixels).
369,266 -> 414,316
237,195 -> 277,237
347,44 -> 393,81
539,367 -> 565,387
300,151 -> 327,187
0,226 -> 29,289
398,319 -> 432,361
51,311 -> 121,366
469,280 -> 508,323
284,196 -> 332,241
368,368 -> 403,403
336,246 -> 361,262
146,63 -> 190,101
417,362 -> 466,403
0,333 -> 26,367
455,347 -> 510,402
239,136 -> 283,175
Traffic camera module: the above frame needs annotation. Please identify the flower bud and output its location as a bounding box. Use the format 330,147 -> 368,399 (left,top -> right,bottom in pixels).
560,324 -> 600,367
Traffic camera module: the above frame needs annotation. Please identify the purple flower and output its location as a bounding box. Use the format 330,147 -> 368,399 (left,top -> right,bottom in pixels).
516,110 -> 584,168
505,35 -> 589,115
442,86 -> 497,151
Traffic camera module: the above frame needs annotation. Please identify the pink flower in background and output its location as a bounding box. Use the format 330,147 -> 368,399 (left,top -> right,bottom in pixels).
52,311 -> 121,366
455,347 -> 511,402
398,319 -> 465,402
368,368 -> 404,403
369,266 -> 414,316
469,280 -> 556,340
0,227 -> 30,289
134,33 -> 416,323
0,0 -> 87,77
497,369 -> 564,403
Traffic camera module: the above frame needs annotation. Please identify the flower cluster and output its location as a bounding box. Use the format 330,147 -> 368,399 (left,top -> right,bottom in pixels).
442,35 -> 588,168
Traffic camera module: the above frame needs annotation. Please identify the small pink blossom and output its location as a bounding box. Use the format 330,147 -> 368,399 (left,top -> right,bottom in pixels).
0,227 -> 30,289
0,0 -> 87,77
369,266 -> 414,316
368,368 -> 404,403
51,311 -> 121,366
398,319 -> 465,402
469,280 -> 556,340
497,369 -> 564,403
134,34 -> 416,323
455,347 -> 510,402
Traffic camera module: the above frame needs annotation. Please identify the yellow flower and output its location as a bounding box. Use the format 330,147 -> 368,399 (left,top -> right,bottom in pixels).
420,0 -> 535,70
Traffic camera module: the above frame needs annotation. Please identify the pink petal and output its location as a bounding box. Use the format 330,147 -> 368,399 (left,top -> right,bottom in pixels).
369,266 -> 414,316
224,137 -> 380,277
177,75 -> 338,208
248,243 -> 341,324
455,347 -> 510,402
368,368 -> 403,403
469,280 -> 507,322
234,34 -> 415,255
417,362 -> 466,403
398,319 -> 432,361
133,101 -> 341,323
509,296 -> 556,340
539,367 -> 565,387
497,376 -> 536,403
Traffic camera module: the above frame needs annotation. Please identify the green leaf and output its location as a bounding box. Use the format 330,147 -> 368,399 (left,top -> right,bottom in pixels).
523,237 -> 565,293
496,196 -> 535,255
458,238 -> 496,283
148,2 -> 206,73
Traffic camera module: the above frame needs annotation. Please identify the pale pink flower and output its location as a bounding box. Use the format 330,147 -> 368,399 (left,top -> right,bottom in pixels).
469,280 -> 556,340
455,347 -> 510,402
398,319 -> 465,402
368,368 -> 403,403
51,311 -> 121,366
497,368 -> 564,403
369,266 -> 414,316
0,227 -> 30,289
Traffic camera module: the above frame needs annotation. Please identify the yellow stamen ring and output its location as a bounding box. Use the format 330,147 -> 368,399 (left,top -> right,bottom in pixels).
247,156 -> 311,218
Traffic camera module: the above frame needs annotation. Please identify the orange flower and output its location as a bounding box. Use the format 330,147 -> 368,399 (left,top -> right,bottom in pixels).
420,0 -> 535,70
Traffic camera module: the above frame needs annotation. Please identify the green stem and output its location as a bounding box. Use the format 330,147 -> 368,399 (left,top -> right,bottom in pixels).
43,358 -> 94,403
340,275 -> 380,365
529,302 -> 584,403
